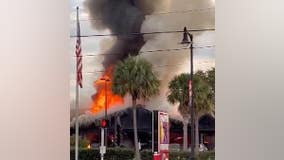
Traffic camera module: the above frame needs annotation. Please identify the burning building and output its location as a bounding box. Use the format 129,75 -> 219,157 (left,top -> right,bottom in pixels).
84,0 -> 170,114
70,106 -> 215,150
70,0 -> 215,152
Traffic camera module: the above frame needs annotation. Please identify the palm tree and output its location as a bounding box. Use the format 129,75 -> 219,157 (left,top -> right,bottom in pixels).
193,71 -> 214,152
167,73 -> 190,151
112,56 -> 160,160
196,68 -> 215,114
206,68 -> 215,94
205,68 -> 215,109
167,72 -> 213,152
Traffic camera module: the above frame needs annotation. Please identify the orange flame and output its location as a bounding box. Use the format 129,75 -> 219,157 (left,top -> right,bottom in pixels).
89,66 -> 124,115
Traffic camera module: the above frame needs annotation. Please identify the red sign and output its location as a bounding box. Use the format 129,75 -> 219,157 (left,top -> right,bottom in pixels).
158,112 -> 169,160
188,80 -> 192,107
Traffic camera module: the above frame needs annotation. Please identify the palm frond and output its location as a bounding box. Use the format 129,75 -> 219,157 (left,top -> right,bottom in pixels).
167,71 -> 214,119
112,56 -> 160,102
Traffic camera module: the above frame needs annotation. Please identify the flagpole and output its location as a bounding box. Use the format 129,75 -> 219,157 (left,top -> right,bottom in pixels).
75,70 -> 80,160
75,6 -> 80,160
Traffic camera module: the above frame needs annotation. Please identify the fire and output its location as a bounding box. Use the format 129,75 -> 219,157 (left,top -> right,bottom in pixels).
89,66 -> 124,115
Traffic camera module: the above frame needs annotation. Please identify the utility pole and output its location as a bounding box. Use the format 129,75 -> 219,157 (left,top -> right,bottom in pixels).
101,77 -> 110,146
189,33 -> 196,159
181,26 -> 196,159
100,127 -> 105,160
105,78 -> 108,147
100,77 -> 110,159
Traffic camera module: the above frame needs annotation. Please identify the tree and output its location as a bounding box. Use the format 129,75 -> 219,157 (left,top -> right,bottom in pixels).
206,68 -> 215,94
167,72 -> 213,152
167,73 -> 190,150
205,68 -> 215,108
70,135 -> 90,149
193,71 -> 214,152
112,56 -> 160,160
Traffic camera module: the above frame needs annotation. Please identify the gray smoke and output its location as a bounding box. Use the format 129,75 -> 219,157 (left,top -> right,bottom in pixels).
84,0 -> 164,67
79,0 -> 214,120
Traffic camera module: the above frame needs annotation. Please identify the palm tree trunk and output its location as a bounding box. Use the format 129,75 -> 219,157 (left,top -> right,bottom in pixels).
114,116 -> 118,146
183,120 -> 188,151
132,98 -> 141,160
117,115 -> 122,146
194,117 -> 199,155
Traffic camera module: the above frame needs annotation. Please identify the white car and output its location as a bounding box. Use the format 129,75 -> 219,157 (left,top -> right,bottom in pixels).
188,143 -> 208,152
199,143 -> 208,152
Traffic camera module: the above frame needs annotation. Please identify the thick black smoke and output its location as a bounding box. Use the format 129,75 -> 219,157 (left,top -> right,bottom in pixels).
84,0 -> 161,67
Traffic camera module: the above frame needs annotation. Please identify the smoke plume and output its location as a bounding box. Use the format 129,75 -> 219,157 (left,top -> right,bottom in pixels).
81,0 -> 214,119
84,0 -> 164,67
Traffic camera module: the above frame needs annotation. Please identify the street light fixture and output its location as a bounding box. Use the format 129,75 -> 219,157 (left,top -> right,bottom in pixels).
181,27 -> 192,45
180,26 -> 196,159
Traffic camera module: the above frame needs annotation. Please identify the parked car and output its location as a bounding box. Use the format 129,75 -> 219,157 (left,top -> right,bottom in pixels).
199,143 -> 208,152
187,143 -> 208,152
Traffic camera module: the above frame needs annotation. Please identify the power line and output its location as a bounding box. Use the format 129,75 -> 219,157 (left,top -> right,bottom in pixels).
82,60 -> 215,74
70,7 -> 215,22
80,48 -> 188,57
153,63 -> 186,68
70,28 -> 215,38
139,45 -> 215,55
72,45 -> 215,57
146,7 -> 214,16
82,63 -> 188,74
84,71 -> 104,74
78,46 -> 215,73
81,57 -> 215,74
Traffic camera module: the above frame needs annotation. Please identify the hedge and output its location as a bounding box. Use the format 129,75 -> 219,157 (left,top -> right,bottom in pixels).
141,150 -> 215,160
70,135 -> 89,148
70,148 -> 134,160
70,148 -> 215,160
168,151 -> 215,160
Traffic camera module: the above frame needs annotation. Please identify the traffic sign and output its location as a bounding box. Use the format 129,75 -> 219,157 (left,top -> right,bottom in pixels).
100,146 -> 106,154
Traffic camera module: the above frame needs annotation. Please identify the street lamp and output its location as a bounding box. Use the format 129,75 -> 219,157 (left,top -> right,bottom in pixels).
100,77 -> 110,147
180,26 -> 196,159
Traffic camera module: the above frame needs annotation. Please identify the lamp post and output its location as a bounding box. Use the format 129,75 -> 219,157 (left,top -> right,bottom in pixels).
100,77 -> 110,147
181,26 -> 196,159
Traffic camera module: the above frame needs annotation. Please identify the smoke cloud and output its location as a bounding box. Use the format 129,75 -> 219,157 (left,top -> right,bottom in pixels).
84,0 -> 167,67
79,0 -> 215,119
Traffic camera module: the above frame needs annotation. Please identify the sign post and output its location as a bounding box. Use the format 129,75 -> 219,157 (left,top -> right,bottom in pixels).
153,111 -> 169,160
100,128 -> 106,160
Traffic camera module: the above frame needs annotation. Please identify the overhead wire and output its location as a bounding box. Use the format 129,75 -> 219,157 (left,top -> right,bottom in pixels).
70,28 -> 215,38
81,61 -> 209,74
70,7 -> 215,22
71,45 -> 215,58
77,45 -> 215,74
82,63 -> 188,74
70,6 -> 215,74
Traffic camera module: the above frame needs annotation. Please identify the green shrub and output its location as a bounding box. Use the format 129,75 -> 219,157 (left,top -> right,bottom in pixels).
104,148 -> 134,160
70,148 -> 134,160
70,148 -> 214,160
169,151 -> 190,160
169,151 -> 215,160
198,151 -> 215,160
141,150 -> 152,160
70,135 -> 90,149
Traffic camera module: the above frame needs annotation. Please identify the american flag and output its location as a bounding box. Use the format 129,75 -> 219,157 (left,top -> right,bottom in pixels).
75,12 -> 82,88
